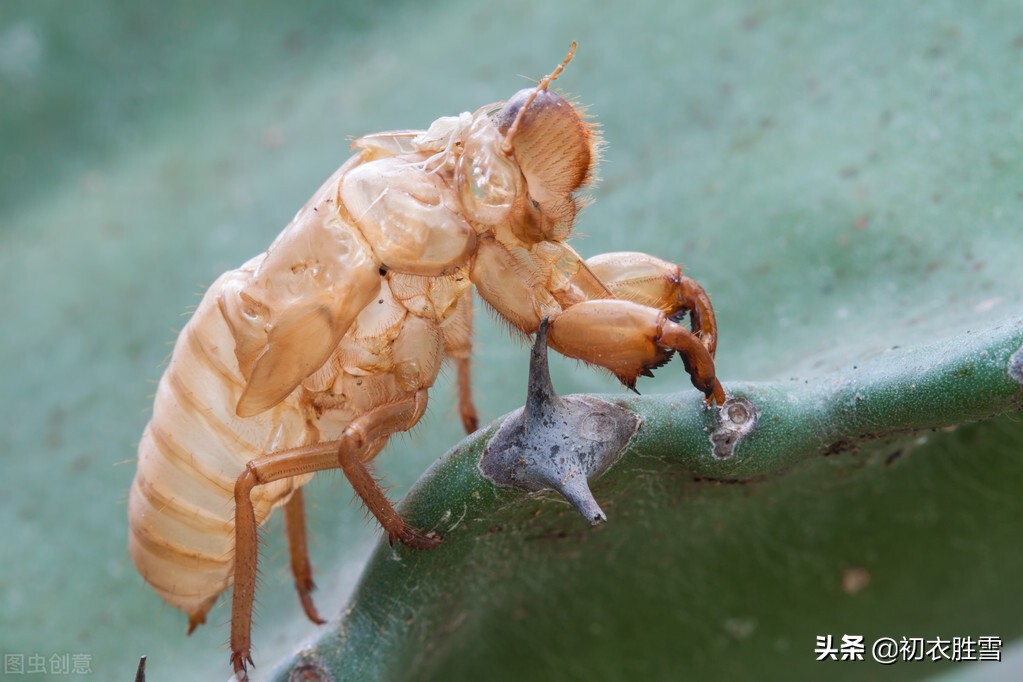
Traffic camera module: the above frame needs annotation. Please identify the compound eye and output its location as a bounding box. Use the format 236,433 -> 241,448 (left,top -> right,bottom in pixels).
457,128 -> 522,225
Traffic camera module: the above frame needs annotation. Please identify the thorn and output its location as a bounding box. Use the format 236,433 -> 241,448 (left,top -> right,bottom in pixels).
480,325 -> 642,525
524,318 -> 561,435
556,472 -> 608,526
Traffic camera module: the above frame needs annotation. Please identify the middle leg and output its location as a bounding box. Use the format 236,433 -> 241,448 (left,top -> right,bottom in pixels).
440,290 -> 479,434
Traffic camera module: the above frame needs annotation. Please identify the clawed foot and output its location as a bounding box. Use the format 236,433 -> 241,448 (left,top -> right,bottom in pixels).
461,410 -> 479,435
676,349 -> 726,405
296,582 -> 326,625
705,378 -> 727,406
230,651 -> 253,682
388,524 -> 443,550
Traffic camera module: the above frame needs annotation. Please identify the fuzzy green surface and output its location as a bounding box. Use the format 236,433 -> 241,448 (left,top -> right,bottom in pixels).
274,323 -> 1023,682
1,1 -> 1021,681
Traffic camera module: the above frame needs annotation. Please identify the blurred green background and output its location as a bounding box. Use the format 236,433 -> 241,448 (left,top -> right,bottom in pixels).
1,1 -> 1021,680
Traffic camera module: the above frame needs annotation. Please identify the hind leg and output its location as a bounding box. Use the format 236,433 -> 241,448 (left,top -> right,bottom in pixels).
230,390 -> 438,679
283,490 -> 326,625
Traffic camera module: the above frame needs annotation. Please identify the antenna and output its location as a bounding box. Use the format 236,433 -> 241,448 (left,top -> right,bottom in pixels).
501,42 -> 577,155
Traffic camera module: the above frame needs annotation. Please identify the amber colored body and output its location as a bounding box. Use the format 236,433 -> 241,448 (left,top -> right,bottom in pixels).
128,45 -> 724,678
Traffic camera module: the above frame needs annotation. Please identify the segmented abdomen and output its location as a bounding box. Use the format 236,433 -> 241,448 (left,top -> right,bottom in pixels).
128,266 -> 312,621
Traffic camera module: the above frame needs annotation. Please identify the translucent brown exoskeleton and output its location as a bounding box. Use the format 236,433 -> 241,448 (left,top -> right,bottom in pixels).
127,42 -> 725,679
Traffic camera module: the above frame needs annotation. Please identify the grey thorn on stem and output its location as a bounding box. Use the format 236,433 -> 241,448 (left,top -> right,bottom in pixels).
479,318 -> 642,525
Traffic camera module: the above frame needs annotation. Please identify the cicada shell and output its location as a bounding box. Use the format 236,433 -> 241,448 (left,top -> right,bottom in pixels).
128,43 -> 724,679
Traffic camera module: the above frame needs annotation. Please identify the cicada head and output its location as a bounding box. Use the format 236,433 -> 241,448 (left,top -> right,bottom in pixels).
454,44 -> 601,242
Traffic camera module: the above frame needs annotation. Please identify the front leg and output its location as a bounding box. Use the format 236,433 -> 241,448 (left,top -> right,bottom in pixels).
471,238 -> 724,401
547,300 -> 726,403
581,252 -> 719,356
